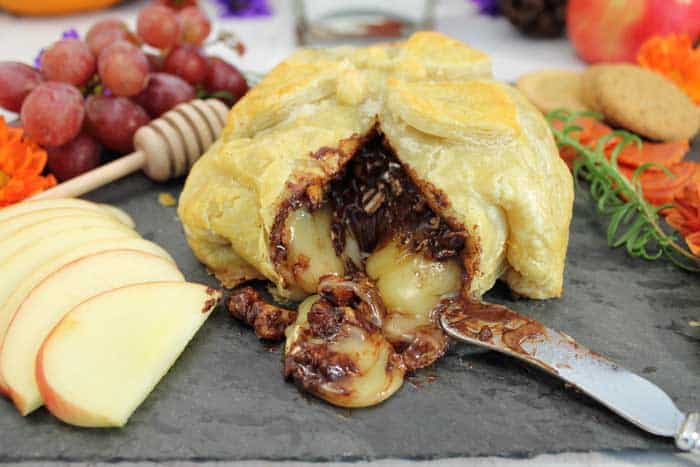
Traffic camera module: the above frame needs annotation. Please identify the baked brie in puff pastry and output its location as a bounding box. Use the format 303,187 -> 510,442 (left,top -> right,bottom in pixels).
178,32 -> 574,407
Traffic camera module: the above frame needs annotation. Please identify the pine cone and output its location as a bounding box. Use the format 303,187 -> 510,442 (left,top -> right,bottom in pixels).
499,0 -> 567,38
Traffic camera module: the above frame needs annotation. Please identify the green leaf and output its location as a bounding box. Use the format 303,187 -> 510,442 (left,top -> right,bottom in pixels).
209,90 -> 235,102
632,162 -> 674,182
195,88 -> 235,103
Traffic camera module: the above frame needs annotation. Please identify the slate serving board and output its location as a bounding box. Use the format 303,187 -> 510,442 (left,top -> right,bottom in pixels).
0,150 -> 699,463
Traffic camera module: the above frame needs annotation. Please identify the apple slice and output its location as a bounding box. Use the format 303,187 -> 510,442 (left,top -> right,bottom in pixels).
0,237 -> 172,384
37,282 -> 220,427
0,198 -> 133,227
0,208 -> 126,241
2,250 -> 184,415
0,214 -> 130,263
0,237 -> 173,366
0,225 -> 138,393
94,204 -> 134,228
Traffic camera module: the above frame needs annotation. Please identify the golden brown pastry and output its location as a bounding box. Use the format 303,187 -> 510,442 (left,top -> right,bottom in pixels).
178,31 -> 574,407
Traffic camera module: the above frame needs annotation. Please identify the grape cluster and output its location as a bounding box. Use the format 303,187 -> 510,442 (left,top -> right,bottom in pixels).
0,1 -> 248,181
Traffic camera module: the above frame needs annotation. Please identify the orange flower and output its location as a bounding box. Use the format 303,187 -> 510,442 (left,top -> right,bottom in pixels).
637,34 -> 700,104
687,231 -> 700,256
0,117 -> 56,207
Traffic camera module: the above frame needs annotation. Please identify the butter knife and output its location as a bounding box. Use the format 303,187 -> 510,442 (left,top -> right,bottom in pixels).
438,300 -> 699,452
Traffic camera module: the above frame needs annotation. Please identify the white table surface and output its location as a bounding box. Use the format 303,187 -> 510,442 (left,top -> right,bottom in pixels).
0,1 -> 695,465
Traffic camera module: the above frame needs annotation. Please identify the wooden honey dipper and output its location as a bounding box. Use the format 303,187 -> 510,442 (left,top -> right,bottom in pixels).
32,99 -> 229,200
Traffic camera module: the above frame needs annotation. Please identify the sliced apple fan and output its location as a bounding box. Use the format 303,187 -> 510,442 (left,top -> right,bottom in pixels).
0,199 -> 219,427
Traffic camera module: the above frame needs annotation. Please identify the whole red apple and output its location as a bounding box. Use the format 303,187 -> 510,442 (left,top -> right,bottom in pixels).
567,0 -> 700,63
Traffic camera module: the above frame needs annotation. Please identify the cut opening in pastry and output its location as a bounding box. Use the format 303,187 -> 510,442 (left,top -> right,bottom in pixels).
229,129 -> 472,407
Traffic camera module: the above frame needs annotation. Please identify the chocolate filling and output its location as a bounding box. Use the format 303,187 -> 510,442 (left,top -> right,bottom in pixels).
283,330 -> 360,397
231,130 -> 470,401
227,287 -> 297,341
283,275 -> 392,397
440,299 -> 547,358
329,134 -> 465,261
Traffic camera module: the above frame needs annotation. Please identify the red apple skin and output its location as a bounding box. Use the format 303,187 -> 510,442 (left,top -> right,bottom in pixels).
567,0 -> 700,63
35,325 -> 111,427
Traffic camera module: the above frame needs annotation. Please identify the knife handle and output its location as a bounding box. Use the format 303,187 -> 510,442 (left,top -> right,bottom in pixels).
676,413 -> 700,453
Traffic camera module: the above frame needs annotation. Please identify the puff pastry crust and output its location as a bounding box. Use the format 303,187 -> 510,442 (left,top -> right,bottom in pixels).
178,31 -> 573,301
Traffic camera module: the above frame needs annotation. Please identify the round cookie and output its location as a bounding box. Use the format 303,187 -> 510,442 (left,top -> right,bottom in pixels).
516,69 -> 589,114
581,64 -> 699,141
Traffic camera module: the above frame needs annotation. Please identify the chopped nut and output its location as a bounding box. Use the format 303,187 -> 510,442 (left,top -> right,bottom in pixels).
361,188 -> 377,205
389,177 -> 403,196
308,299 -> 345,339
401,325 -> 449,372
227,287 -> 297,341
362,190 -> 385,214
306,184 -> 324,207
158,192 -> 176,207
318,274 -> 386,329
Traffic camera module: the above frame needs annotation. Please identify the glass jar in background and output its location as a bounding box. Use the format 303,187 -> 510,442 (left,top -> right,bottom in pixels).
294,0 -> 436,46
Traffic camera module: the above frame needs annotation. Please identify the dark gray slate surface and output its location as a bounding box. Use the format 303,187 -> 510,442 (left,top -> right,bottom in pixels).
0,165 -> 698,462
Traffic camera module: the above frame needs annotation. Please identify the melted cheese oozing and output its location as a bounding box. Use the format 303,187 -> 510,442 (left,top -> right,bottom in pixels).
285,295 -> 404,408
342,229 -> 362,269
366,237 -> 462,343
286,207 -> 345,293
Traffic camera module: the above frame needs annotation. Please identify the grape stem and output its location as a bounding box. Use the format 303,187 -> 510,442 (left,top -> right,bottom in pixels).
206,30 -> 245,56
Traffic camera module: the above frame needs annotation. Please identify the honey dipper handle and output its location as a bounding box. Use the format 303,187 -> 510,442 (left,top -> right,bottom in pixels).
30,151 -> 146,200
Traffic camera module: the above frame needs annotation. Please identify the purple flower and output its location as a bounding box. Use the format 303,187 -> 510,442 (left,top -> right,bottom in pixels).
215,0 -> 271,18
61,29 -> 80,40
34,28 -> 81,69
470,0 -> 500,16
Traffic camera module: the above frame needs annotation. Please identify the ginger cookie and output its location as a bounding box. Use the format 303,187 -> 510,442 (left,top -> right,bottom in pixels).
581,64 -> 699,141
516,69 -> 589,114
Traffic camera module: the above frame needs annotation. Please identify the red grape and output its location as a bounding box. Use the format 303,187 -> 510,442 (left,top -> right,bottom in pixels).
153,0 -> 197,10
85,95 -> 150,153
163,45 -> 208,85
0,62 -> 42,112
85,19 -> 139,56
137,5 -> 181,50
205,57 -> 248,105
47,132 -> 101,181
135,72 -> 195,117
178,7 -> 211,46
98,41 -> 149,97
21,82 -> 84,147
40,39 -> 96,86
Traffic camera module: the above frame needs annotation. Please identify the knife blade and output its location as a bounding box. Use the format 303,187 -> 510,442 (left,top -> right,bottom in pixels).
438,300 -> 699,452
